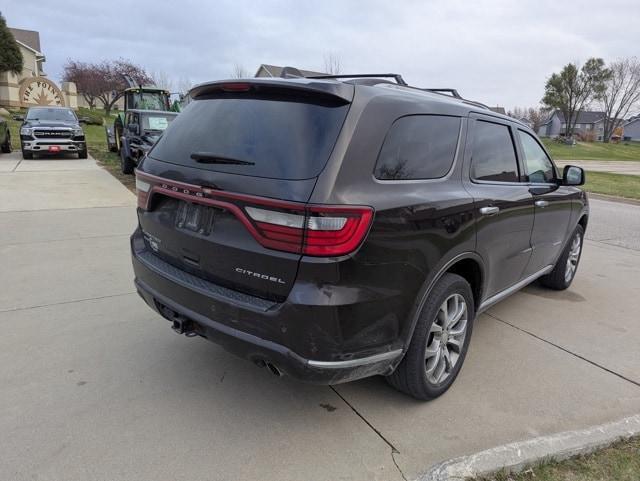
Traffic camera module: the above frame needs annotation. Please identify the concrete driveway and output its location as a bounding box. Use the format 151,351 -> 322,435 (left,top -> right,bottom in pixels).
1,152 -> 639,481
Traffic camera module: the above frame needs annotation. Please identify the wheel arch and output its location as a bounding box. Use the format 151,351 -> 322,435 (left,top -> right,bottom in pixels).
578,213 -> 588,231
399,252 -> 485,358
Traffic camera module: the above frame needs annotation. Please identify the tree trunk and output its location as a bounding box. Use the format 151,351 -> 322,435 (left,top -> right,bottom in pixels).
82,93 -> 95,109
563,109 -> 572,137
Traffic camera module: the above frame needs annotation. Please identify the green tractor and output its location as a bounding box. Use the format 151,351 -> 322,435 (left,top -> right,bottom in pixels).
106,76 -> 178,153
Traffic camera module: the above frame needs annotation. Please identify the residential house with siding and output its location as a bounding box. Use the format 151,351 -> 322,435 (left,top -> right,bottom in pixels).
537,110 -> 611,140
622,115 -> 640,141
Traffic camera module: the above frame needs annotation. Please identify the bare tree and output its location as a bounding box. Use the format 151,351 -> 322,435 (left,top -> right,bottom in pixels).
96,59 -> 153,115
151,70 -> 174,91
323,53 -> 342,75
508,107 -> 526,119
507,106 -> 548,133
62,60 -> 101,109
526,107 -> 549,133
232,63 -> 248,78
63,58 -> 152,114
600,58 -> 640,143
176,76 -> 193,95
542,58 -> 609,138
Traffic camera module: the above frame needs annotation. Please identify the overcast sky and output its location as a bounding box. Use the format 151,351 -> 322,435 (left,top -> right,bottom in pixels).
3,0 -> 639,109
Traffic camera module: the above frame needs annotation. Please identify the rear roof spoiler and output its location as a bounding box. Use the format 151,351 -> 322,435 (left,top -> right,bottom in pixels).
189,78 -> 354,103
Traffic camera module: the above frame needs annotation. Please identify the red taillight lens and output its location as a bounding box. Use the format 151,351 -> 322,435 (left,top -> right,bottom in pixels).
135,175 -> 151,209
246,205 -> 374,256
303,207 -> 373,256
135,172 -> 374,257
220,82 -> 251,92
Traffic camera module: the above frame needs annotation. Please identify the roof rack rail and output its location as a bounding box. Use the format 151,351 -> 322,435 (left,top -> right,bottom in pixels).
418,87 -> 490,110
306,73 -> 408,86
300,70 -> 492,111
421,88 -> 462,99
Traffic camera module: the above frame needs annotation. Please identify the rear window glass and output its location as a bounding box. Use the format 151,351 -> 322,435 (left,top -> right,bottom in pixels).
374,115 -> 460,180
470,121 -> 519,182
149,95 -> 349,180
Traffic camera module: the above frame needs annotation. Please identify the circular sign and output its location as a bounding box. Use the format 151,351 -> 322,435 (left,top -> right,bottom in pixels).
19,77 -> 65,107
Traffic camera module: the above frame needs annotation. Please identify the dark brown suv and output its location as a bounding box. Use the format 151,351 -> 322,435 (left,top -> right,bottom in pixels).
131,73 -> 588,400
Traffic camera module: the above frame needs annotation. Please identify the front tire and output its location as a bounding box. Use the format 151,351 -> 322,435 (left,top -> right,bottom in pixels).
120,148 -> 135,174
386,273 -> 475,400
539,225 -> 584,290
22,150 -> 33,160
1,133 -> 11,153
78,148 -> 88,159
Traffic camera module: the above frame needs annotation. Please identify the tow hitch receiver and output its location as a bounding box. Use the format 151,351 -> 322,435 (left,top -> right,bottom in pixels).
158,303 -> 198,337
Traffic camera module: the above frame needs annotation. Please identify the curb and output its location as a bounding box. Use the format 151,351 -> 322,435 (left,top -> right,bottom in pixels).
587,192 -> 640,206
418,414 -> 640,481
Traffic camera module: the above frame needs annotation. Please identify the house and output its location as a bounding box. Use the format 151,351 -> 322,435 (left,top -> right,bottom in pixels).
537,110 -> 614,140
254,64 -> 327,78
517,117 -> 533,129
622,115 -> 640,141
0,27 -> 77,109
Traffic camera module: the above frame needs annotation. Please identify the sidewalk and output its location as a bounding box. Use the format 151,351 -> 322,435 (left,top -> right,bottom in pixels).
555,159 -> 640,175
1,152 -> 639,481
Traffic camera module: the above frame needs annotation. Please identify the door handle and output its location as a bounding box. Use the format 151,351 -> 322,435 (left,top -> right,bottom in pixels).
535,200 -> 549,208
479,206 -> 500,216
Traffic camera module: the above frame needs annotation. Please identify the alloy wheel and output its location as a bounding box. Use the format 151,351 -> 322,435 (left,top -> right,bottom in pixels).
425,293 -> 468,384
565,233 -> 582,283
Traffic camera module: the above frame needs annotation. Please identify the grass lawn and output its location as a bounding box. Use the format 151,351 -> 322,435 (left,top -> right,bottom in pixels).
583,171 -> 640,200
474,436 -> 640,481
542,138 -> 640,161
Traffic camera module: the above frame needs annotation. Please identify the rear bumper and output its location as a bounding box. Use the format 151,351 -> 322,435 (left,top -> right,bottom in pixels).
131,230 -> 403,384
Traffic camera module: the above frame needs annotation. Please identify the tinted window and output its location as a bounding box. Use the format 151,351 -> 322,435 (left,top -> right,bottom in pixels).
470,121 -> 519,182
374,115 -> 460,180
149,96 -> 349,180
519,130 -> 556,183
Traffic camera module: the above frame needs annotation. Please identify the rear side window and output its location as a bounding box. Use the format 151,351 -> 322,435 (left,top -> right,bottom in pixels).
470,121 -> 519,182
149,95 -> 349,180
374,115 -> 460,180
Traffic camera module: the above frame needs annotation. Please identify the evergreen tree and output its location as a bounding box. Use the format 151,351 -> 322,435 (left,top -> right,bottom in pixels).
0,12 -> 23,75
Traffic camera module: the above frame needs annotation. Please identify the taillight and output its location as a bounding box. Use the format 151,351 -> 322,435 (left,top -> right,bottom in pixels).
220,82 -> 251,92
244,206 -> 373,256
135,172 -> 374,257
135,175 -> 151,209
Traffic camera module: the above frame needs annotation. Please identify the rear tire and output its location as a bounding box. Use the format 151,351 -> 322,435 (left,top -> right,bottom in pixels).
1,133 -> 11,153
120,148 -> 134,174
539,225 -> 584,290
386,273 -> 475,400
22,150 -> 33,160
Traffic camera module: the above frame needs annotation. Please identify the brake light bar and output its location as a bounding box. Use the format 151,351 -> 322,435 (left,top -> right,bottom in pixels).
135,171 -> 374,257
220,82 -> 252,92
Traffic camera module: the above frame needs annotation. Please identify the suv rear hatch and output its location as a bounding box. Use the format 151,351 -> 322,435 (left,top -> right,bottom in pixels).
136,79 -> 359,302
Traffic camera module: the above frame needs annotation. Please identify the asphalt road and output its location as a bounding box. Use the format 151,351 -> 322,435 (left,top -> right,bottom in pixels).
1,152 -> 639,481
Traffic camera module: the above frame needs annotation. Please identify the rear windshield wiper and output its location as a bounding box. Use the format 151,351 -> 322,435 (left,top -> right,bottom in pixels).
190,152 -> 255,166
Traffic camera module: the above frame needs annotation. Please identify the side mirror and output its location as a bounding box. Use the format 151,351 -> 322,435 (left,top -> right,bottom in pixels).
562,165 -> 585,186
78,117 -> 88,124
12,114 -> 25,121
